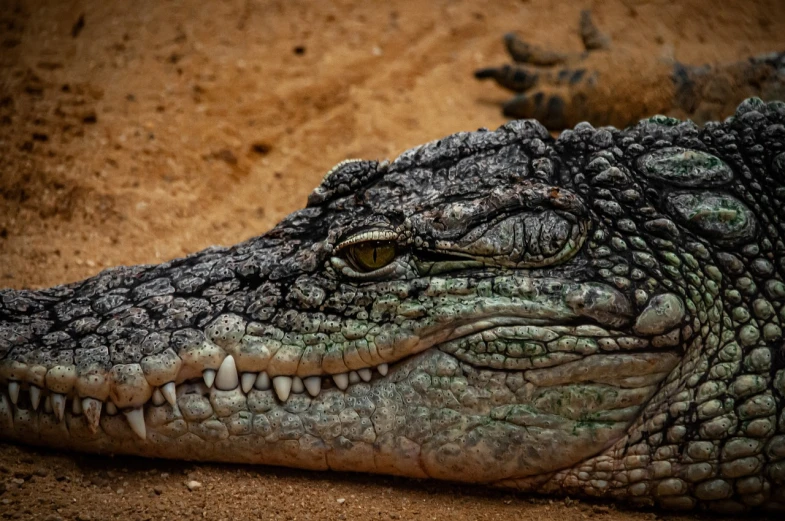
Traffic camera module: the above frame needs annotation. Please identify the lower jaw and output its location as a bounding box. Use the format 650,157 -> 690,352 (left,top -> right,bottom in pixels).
0,345 -> 676,486
0,386 -> 630,483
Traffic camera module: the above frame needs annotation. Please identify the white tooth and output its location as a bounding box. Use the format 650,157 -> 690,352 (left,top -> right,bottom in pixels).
152,388 -> 165,406
52,393 -> 66,421
124,407 -> 146,440
377,363 -> 389,376
30,386 -> 42,410
349,371 -> 360,384
254,372 -> 271,391
241,373 -> 256,394
82,398 -> 102,431
272,376 -> 292,402
215,355 -> 239,391
358,368 -> 372,382
106,401 -> 118,415
72,397 -> 83,415
333,373 -> 348,390
8,382 -> 19,405
203,369 -> 216,388
291,376 -> 304,394
44,396 -> 52,414
303,376 -> 321,397
161,382 -> 177,406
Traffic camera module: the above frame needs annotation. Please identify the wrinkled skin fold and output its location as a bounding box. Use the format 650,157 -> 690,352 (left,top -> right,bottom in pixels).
2,98 -> 785,513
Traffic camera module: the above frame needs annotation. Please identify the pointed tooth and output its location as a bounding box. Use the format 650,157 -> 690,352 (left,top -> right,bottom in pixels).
124,407 -> 146,440
303,376 -> 321,397
254,372 -> 271,391
215,355 -> 239,391
152,388 -> 165,406
72,397 -> 83,415
358,368 -> 372,382
291,376 -> 304,394
106,401 -> 118,415
29,386 -> 42,410
52,393 -> 66,421
272,376 -> 292,402
241,373 -> 256,394
161,382 -> 177,406
333,373 -> 348,390
349,371 -> 360,384
8,382 -> 19,405
82,398 -> 102,432
44,395 -> 52,414
377,363 -> 389,376
203,369 -> 216,388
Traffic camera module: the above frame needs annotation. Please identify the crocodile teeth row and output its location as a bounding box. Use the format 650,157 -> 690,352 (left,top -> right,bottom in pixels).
3,356 -> 391,440
210,356 -> 389,400
5,360 -> 390,408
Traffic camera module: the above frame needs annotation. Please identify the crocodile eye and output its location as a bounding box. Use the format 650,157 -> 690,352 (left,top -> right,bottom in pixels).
335,229 -> 401,275
346,241 -> 397,271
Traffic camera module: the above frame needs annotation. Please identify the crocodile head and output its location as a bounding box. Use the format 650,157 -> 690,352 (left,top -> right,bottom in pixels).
2,99 -> 784,511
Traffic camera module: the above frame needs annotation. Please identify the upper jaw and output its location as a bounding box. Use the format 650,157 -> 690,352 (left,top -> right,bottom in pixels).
0,274 -> 652,421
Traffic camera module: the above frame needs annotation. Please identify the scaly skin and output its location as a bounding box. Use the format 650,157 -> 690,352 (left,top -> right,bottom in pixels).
2,98 -> 785,513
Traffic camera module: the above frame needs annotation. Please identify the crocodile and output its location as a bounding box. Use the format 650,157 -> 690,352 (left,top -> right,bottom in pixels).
2,96 -> 785,513
476,11 -> 785,130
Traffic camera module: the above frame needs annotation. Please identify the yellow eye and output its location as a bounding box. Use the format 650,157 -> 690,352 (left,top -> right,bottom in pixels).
347,241 -> 397,271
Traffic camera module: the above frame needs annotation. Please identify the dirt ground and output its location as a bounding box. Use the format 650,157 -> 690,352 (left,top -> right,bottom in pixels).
1,0 -> 784,519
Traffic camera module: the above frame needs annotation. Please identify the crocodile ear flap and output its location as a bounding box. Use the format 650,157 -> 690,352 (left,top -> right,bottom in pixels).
307,159 -> 389,208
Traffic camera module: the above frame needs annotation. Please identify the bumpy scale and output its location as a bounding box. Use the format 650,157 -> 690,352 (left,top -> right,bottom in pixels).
2,99 -> 785,513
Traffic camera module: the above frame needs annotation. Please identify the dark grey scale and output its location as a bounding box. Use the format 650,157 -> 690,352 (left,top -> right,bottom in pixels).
92,293 -> 128,314
54,299 -> 92,322
74,345 -> 111,370
109,335 -> 149,365
131,278 -> 176,301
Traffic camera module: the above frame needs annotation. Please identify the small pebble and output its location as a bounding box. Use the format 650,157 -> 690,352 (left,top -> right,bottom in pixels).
186,480 -> 202,491
337,498 -> 346,505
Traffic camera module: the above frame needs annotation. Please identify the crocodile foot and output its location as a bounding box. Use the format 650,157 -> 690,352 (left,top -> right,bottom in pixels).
475,10 -> 785,130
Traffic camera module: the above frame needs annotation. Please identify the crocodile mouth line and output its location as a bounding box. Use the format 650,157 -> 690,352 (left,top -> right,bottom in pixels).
0,308 -> 675,444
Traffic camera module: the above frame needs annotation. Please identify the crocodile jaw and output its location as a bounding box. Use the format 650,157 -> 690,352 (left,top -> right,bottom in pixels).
1,274 -> 682,484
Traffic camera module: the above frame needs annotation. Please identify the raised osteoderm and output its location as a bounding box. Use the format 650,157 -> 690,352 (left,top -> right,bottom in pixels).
2,99 -> 785,513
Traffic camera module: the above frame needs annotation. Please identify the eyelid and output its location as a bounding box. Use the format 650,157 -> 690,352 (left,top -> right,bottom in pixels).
329,255 -> 402,280
336,229 -> 399,250
330,252 -> 400,281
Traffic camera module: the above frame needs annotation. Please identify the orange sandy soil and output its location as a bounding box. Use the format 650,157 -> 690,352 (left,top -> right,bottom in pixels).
1,0 -> 784,519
